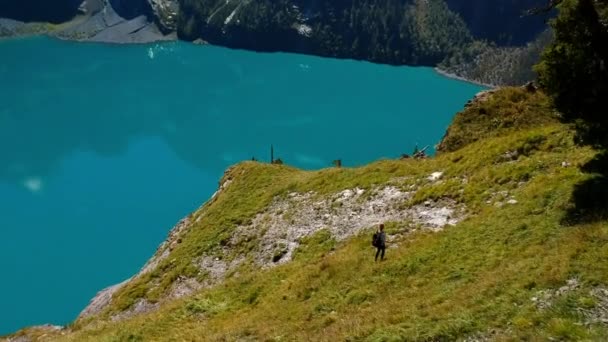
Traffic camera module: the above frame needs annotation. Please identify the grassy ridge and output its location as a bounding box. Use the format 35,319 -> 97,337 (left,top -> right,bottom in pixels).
8,88 -> 608,341
437,87 -> 558,153
49,124 -> 608,341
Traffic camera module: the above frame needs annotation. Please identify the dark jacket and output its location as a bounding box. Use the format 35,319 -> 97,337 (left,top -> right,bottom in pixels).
377,231 -> 386,248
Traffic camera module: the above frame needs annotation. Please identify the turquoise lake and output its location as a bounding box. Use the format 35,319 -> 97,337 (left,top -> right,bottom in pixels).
0,36 -> 484,334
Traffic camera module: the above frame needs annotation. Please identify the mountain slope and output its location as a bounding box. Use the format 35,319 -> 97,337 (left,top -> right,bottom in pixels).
444,0 -> 549,45
6,86 -> 608,341
176,0 -> 552,85
0,0 -> 551,85
178,0 -> 473,66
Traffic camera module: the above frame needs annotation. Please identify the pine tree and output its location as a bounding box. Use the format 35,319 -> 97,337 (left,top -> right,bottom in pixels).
536,0 -> 608,147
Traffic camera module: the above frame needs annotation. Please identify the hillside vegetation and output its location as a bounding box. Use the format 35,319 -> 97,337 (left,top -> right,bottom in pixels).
179,0 -> 473,65
0,0 -> 552,85
177,0 -> 552,85
6,86 -> 608,341
437,86 -> 559,153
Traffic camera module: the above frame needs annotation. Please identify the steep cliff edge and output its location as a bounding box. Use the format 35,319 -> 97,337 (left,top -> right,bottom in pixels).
6,86 -> 608,341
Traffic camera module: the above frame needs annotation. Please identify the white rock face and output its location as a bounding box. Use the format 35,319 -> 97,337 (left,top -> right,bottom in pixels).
295,24 -> 313,37
412,206 -> 457,230
229,184 -> 465,268
148,0 -> 180,31
428,172 -> 444,182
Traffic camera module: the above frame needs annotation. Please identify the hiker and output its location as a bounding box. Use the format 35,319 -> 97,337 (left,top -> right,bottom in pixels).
373,223 -> 386,261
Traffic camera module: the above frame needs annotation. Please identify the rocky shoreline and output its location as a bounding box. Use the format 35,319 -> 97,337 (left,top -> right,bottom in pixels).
434,67 -> 496,89
0,19 -> 173,45
0,22 -> 492,89
0,0 -> 178,44
1,1 -> 545,87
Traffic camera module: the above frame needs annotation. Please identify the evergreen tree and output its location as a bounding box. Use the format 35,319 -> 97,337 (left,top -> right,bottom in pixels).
536,0 -> 608,147
535,0 -> 608,222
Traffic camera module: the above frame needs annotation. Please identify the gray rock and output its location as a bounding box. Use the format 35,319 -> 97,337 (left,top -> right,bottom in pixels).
78,279 -> 130,318
111,299 -> 159,321
532,278 -> 580,310
79,0 -> 105,16
5,325 -> 63,342
0,18 -> 25,35
2,0 -> 175,43
147,0 -> 179,32
6,337 -> 31,342
88,16 -> 151,43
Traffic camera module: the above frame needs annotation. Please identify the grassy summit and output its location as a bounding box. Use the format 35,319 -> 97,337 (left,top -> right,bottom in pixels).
7,87 -> 608,341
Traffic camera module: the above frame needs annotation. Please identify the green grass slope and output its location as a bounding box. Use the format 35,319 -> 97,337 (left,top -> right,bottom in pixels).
7,87 -> 608,341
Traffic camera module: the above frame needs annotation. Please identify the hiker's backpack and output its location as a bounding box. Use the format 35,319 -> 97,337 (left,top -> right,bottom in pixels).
372,232 -> 379,247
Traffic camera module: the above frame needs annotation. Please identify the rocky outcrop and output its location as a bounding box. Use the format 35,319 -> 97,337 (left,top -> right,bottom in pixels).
77,167 -> 240,319
87,170 -> 467,322
436,85 -> 558,153
230,184 -> 464,268
78,280 -> 130,319
57,0 -> 178,43
0,0 -> 175,43
78,219 -> 191,318
0,19 -> 31,37
148,0 -> 179,33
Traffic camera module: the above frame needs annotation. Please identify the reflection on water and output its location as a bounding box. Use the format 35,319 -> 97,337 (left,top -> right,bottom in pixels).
0,36 -> 484,333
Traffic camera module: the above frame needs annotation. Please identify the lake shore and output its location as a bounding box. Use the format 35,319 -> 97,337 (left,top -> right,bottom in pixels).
0,15 -> 174,45
434,67 -> 496,89
1,20 -> 511,90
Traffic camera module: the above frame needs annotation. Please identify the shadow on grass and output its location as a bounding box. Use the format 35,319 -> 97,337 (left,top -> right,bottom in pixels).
563,152 -> 608,224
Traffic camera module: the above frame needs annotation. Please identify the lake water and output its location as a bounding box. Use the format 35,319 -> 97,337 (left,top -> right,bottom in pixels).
0,36 -> 484,334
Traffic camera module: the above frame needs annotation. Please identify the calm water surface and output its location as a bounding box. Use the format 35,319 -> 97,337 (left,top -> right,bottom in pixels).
0,36 -> 484,333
